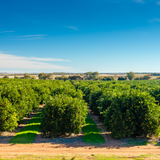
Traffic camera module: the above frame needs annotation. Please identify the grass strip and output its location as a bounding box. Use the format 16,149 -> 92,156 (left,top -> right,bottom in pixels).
82,114 -> 105,145
0,154 -> 159,160
9,111 -> 42,144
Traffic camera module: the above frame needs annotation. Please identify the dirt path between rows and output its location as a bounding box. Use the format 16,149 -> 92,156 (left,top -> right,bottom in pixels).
0,144 -> 160,157
0,107 -> 160,157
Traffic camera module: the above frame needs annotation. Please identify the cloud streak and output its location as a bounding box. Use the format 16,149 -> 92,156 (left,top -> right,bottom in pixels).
0,31 -> 15,33
17,34 -> 47,37
14,34 -> 47,40
157,1 -> 160,5
64,26 -> 78,30
0,52 -> 71,71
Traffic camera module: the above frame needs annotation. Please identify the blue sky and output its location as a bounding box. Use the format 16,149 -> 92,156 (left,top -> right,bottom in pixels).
0,0 -> 160,73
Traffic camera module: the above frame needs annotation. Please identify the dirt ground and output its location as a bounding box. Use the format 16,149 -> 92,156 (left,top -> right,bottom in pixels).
0,144 -> 160,158
0,109 -> 160,157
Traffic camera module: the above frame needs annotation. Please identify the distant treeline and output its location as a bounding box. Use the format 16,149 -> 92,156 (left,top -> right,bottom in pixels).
1,72 -> 160,76
134,72 -> 160,76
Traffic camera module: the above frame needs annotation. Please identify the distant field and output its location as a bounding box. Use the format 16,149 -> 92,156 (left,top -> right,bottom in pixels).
0,73 -> 158,80
0,74 -> 68,79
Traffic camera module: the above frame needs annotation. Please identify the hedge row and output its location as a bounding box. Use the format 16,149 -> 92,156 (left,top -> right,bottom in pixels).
73,80 -> 160,138
0,79 -> 88,137
0,80 -> 65,131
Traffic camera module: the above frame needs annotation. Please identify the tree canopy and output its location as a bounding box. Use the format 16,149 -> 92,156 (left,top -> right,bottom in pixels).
127,71 -> 135,80
84,71 -> 99,80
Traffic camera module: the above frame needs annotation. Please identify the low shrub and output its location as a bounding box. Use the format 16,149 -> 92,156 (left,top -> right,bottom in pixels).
0,97 -> 18,131
104,90 -> 160,138
40,94 -> 88,137
89,88 -> 103,115
97,90 -> 115,120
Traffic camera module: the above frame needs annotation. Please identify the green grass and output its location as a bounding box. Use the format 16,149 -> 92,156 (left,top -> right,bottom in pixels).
122,138 -> 151,146
152,141 -> 160,146
127,139 -> 149,146
82,114 -> 105,145
127,141 -> 149,146
0,154 -> 160,160
9,111 -> 42,144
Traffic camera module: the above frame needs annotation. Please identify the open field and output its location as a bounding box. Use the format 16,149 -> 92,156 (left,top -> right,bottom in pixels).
0,73 -> 158,80
0,74 -> 67,79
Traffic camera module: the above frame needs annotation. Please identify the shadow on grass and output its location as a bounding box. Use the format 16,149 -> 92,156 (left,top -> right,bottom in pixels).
9,111 -> 42,144
120,137 -> 160,146
82,115 -> 105,145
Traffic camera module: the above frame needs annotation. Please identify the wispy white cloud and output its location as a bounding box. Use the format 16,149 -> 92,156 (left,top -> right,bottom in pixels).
29,57 -> 69,62
17,34 -> 47,37
133,0 -> 145,3
0,52 -> 71,71
15,34 -> 47,40
0,32 -> 47,40
0,31 -> 15,33
64,26 -> 78,30
0,52 -> 69,62
157,1 -> 160,5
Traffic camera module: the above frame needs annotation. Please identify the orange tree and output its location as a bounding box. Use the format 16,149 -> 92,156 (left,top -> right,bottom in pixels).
0,97 -> 18,131
40,94 -> 88,137
104,90 -> 160,138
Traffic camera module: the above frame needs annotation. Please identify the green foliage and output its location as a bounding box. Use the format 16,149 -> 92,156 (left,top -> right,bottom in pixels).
55,75 -> 68,81
0,97 -> 18,131
104,90 -> 160,138
40,94 -> 88,137
89,88 -> 103,116
118,76 -> 127,80
75,80 -> 160,138
0,84 -> 40,122
38,73 -> 53,79
101,76 -> 115,81
51,84 -> 83,100
14,76 -> 19,79
142,74 -> 151,80
23,73 -> 31,79
135,75 -> 152,80
38,72 -> 46,79
134,77 -> 140,80
31,76 -> 36,79
127,71 -> 135,80
68,75 -> 83,80
3,75 -> 9,79
84,71 -> 99,80
0,79 -> 61,131
97,90 -> 115,120
46,73 -> 53,80
149,87 -> 160,105
9,111 -> 42,144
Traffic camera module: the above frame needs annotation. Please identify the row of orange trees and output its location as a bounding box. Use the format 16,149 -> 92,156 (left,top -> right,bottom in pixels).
40,81 -> 88,137
0,79 -> 88,136
73,80 -> 160,138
